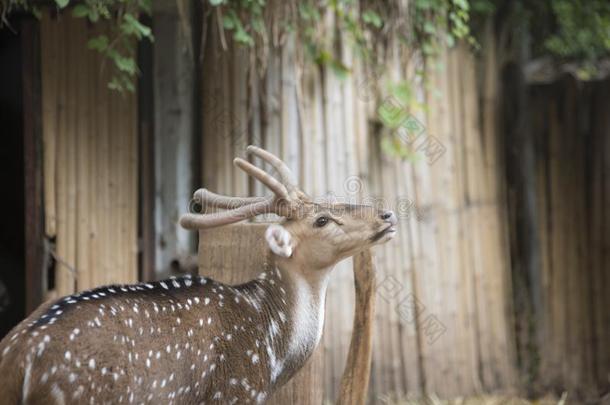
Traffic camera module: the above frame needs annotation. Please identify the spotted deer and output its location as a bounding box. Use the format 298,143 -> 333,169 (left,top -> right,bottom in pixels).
0,145 -> 397,404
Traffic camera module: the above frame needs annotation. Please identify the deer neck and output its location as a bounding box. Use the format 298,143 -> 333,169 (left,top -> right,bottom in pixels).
240,258 -> 331,389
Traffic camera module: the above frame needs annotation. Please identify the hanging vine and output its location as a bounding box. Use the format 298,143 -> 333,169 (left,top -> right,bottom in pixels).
1,0 -> 476,95
1,0 -> 153,92
205,0 -> 475,76
2,0 -> 609,88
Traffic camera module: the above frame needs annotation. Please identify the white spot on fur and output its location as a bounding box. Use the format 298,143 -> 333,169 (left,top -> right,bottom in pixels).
22,358 -> 33,402
51,384 -> 66,405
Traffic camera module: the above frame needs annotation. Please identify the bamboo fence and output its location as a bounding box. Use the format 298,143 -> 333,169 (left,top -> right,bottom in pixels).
40,14 -> 138,297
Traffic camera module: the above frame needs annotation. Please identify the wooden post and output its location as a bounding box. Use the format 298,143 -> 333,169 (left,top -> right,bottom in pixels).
338,249 -> 376,405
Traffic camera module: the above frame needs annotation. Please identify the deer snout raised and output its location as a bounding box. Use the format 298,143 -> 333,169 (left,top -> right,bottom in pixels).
380,210 -> 397,226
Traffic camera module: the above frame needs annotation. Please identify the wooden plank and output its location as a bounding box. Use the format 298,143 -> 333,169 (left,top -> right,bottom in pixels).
152,2 -> 197,276
280,35 -> 301,186
127,63 -> 139,284
53,15 -> 74,296
232,46 -> 249,197
218,38 -> 232,195
22,19 -> 45,314
396,147 -> 424,397
40,15 -> 58,240
40,14 -> 139,293
425,46 -> 458,396
86,23 -> 100,290
137,25 -> 156,282
95,21 -> 110,288
590,80 -> 610,389
532,85 -> 551,383
127,76 -> 139,283
75,16 -> 90,290
64,17 -> 78,294
600,82 -> 610,389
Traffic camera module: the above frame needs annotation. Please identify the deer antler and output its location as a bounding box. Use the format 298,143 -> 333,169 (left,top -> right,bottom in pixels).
193,188 -> 267,209
179,146 -> 305,229
247,145 -> 298,194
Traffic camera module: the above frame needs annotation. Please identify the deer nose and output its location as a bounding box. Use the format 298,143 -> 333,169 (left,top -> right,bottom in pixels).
380,210 -> 397,225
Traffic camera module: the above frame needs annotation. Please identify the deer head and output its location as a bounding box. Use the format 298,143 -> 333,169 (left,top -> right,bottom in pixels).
180,145 -> 398,271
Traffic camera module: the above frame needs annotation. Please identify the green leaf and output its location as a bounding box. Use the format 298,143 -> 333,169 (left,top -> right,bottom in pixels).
113,55 -> 137,75
72,4 -> 89,18
222,15 -> 236,29
55,0 -> 69,9
453,0 -> 469,11
445,34 -> 456,47
209,0 -> 225,5
415,0 -> 433,11
390,81 -> 413,106
124,77 -> 136,92
299,3 -> 319,21
423,21 -> 436,34
314,49 -> 333,66
422,42 -> 437,56
378,96 -> 408,129
122,13 -> 152,39
31,6 -> 42,19
88,8 -> 99,22
87,35 -> 109,52
330,59 -> 350,80
381,135 -> 397,156
108,77 -> 124,92
362,10 -> 382,28
139,0 -> 152,15
252,18 -> 265,34
233,28 -> 254,46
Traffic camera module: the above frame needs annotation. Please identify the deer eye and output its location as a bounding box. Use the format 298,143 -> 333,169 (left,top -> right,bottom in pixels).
314,216 -> 330,228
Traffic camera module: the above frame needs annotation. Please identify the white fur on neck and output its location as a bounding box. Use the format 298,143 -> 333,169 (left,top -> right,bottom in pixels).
287,273 -> 326,354
272,266 -> 329,385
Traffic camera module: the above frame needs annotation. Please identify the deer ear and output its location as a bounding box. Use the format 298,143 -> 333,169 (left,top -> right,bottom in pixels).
265,224 -> 295,258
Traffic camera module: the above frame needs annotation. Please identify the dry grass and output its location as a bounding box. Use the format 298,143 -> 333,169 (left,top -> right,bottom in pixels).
375,392 -> 569,405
